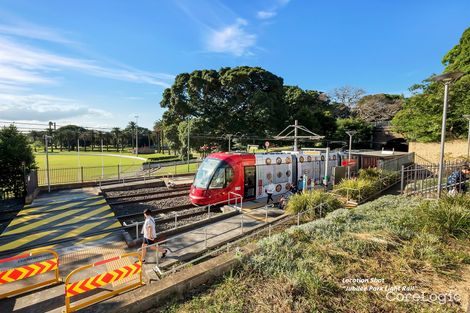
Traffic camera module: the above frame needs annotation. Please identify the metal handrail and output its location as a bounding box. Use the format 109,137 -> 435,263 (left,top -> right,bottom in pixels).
153,202 -> 325,278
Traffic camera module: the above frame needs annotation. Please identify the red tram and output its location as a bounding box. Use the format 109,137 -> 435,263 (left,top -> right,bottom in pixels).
189,151 -> 341,206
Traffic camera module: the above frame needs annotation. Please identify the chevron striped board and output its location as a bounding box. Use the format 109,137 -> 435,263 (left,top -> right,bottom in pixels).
0,258 -> 58,284
66,262 -> 141,297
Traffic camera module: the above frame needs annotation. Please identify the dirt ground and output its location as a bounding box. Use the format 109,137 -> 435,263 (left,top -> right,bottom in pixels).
409,140 -> 469,163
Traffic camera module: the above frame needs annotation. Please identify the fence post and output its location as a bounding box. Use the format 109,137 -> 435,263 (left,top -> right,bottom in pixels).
136,223 -> 139,239
241,213 -> 244,234
204,228 -> 208,248
268,224 -> 271,237
118,164 -> 121,180
81,166 -> 84,183
400,165 -> 405,195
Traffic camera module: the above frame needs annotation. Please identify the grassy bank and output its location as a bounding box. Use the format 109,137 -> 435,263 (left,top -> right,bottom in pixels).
159,195 -> 470,312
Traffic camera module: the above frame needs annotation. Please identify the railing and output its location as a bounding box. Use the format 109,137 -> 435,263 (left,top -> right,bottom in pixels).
228,192 -> 243,211
64,252 -> 143,313
378,152 -> 415,172
400,160 -> 468,198
0,249 -> 60,299
149,202 -> 326,278
37,161 -> 201,187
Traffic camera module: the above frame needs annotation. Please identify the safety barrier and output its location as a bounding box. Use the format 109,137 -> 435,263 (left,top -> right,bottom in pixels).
64,252 -> 143,313
0,249 -> 60,299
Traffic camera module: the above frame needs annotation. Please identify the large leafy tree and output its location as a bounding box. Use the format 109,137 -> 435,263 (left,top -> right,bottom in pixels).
333,118 -> 373,148
284,86 -> 336,137
0,125 -> 36,198
356,94 -> 403,122
392,27 -> 470,142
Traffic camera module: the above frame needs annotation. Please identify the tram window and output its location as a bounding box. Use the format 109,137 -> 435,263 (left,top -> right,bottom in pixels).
225,167 -> 234,186
209,168 -> 225,189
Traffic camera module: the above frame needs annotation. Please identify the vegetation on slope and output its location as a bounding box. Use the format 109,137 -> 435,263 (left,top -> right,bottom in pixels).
160,195 -> 470,313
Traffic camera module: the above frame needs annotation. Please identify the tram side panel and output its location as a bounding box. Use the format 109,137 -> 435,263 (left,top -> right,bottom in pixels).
297,152 -> 340,190
255,154 -> 294,199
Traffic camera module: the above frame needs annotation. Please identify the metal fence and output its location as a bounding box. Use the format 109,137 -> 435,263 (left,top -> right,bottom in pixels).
37,160 -> 202,186
378,152 -> 415,172
400,160 -> 468,198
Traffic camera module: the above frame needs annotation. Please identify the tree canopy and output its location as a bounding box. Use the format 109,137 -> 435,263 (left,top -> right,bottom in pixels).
392,27 -> 470,142
159,66 -> 340,155
356,94 -> 403,122
0,125 -> 36,198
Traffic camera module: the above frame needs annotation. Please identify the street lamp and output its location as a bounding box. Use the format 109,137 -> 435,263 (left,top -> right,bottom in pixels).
464,115 -> 470,161
345,130 -> 357,179
44,135 -> 52,192
135,115 -> 139,157
430,71 -> 464,198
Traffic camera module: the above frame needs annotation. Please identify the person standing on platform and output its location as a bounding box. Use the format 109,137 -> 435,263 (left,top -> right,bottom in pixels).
265,180 -> 275,204
141,209 -> 167,263
297,176 -> 304,193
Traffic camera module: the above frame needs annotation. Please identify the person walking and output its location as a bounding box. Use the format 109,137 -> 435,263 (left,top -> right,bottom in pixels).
265,181 -> 275,204
141,208 -> 167,263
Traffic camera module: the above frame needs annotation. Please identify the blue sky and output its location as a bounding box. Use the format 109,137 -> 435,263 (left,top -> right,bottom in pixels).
0,0 -> 469,130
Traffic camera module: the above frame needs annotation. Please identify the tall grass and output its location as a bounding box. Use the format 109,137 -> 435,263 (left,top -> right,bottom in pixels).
285,190 -> 343,219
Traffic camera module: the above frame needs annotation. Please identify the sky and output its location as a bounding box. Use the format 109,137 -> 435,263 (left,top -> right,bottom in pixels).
0,0 -> 469,130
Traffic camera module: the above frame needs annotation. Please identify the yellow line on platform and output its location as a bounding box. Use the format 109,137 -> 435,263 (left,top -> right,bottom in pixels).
54,220 -> 121,241
0,230 -> 57,252
5,208 -> 84,235
55,205 -> 113,227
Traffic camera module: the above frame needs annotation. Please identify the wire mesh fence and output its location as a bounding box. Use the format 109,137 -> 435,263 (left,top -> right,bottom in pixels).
37,161 -> 202,186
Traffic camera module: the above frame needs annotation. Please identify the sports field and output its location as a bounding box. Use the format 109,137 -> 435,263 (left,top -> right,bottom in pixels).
34,151 -> 167,169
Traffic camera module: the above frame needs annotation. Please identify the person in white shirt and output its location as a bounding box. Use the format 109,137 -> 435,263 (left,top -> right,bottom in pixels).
141,209 -> 167,263
265,181 -> 275,204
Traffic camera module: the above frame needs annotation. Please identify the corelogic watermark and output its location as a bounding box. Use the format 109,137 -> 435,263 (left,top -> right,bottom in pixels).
341,277 -> 461,305
386,291 -> 460,304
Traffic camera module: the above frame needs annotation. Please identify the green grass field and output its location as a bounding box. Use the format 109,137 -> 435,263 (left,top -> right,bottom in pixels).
33,151 -> 171,169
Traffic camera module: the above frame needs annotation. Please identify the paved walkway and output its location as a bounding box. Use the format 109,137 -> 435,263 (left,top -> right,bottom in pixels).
143,203 -> 285,276
0,188 -> 122,256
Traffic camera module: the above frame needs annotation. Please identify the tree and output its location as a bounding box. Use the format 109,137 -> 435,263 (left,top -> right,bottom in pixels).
392,27 -> 470,142
284,86 -> 336,138
0,125 -> 36,198
329,86 -> 366,110
333,118 -> 373,148
356,94 -> 403,122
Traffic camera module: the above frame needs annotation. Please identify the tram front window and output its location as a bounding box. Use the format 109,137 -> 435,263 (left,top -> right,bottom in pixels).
193,158 -> 221,189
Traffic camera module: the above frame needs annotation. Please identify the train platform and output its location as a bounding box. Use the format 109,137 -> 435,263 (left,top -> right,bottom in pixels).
144,202 -> 286,276
0,188 -> 122,256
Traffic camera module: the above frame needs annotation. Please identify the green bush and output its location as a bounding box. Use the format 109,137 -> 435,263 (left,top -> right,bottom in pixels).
408,195 -> 470,239
286,190 -> 343,219
334,169 -> 400,202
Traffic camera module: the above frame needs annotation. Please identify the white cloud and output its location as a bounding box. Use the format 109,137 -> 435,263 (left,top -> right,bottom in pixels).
207,19 -> 256,56
0,93 -> 111,121
257,10 -> 277,19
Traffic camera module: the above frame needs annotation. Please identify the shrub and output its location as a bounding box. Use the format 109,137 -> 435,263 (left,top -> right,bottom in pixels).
411,195 -> 470,239
286,190 -> 343,219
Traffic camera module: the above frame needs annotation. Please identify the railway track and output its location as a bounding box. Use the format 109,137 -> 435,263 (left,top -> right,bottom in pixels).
107,191 -> 189,205
104,186 -> 189,201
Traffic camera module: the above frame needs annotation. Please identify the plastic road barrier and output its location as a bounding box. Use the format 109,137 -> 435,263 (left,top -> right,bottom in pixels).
0,249 -> 60,299
64,252 -> 143,313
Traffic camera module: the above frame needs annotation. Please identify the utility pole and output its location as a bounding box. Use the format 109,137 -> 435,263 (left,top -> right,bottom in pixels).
44,135 -> 51,192
274,119 -> 324,152
101,138 -> 104,179
187,119 -> 190,172
346,130 -> 357,179
135,115 -> 139,157
464,115 -> 470,161
294,120 -> 298,152
227,134 -> 233,152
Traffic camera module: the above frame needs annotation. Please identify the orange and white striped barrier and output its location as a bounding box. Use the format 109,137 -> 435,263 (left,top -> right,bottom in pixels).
0,249 -> 60,299
64,252 -> 143,313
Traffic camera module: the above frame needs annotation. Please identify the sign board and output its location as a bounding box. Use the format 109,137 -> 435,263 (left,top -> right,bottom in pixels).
341,159 -> 357,166
265,141 -> 270,148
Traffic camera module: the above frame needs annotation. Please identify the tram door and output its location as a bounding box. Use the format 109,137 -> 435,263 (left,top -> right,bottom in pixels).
244,166 -> 256,199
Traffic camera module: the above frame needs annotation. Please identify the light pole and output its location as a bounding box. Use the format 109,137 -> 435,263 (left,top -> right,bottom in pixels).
464,114 -> 470,161
430,71 -> 464,198
134,115 -> 139,157
44,135 -> 52,192
187,118 -> 190,172
345,130 -> 357,179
